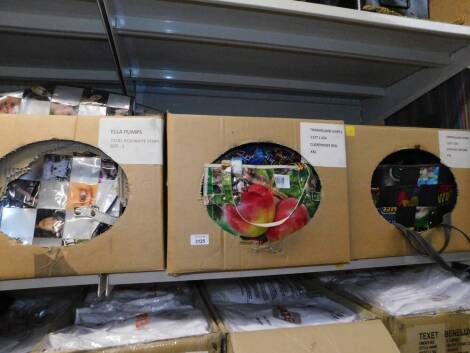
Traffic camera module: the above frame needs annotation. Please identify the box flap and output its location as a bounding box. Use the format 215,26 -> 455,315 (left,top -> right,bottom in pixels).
229,320 -> 400,353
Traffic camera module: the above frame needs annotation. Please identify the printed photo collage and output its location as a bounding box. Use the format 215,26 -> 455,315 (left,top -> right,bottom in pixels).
372,164 -> 457,231
0,155 -> 123,246
0,86 -> 131,116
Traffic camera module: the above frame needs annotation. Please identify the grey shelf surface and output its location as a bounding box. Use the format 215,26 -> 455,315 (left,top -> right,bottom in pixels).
1,1 -> 470,121
1,252 -> 470,291
102,0 -> 470,122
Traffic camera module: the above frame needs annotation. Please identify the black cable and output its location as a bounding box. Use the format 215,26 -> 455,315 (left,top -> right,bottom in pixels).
394,223 -> 470,279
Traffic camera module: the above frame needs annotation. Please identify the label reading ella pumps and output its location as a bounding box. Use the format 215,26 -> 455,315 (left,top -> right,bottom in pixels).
300,123 -> 346,168
99,118 -> 163,165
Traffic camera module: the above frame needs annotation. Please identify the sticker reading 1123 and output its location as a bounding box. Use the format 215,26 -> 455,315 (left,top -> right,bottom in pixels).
191,234 -> 209,246
98,118 -> 163,165
300,122 -> 346,168
439,130 -> 470,169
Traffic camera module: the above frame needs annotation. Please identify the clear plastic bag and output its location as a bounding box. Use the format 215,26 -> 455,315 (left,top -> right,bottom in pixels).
318,265 -> 470,316
41,286 -> 211,352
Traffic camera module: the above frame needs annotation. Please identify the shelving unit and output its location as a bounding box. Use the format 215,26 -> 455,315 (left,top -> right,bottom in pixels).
1,252 -> 470,292
88,0 -> 470,121
0,0 -> 120,92
1,0 -> 470,291
0,0 -> 470,121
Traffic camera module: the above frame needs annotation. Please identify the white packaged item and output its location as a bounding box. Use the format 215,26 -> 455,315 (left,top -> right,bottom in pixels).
42,286 -> 211,352
319,265 -> 470,316
44,308 -> 210,351
206,277 -> 310,305
75,290 -> 194,326
217,297 -> 359,332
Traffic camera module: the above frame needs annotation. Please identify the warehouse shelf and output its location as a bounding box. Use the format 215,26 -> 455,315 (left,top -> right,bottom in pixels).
102,0 -> 470,122
0,0 -> 120,89
1,252 -> 470,292
1,1 -> 470,291
1,1 -> 470,121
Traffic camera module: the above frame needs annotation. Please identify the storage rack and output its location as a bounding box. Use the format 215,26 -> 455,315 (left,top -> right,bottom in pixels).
2,253 -> 470,292
1,0 -> 470,291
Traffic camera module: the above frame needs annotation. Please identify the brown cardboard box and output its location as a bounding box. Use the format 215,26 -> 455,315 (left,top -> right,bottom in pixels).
0,114 -> 165,279
167,113 -> 351,274
322,283 -> 470,353
227,320 -> 400,353
346,125 -> 470,260
200,282 -> 399,353
430,0 -> 470,25
33,287 -> 222,353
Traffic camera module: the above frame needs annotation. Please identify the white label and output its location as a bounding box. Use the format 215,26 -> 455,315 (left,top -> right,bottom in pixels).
300,123 -> 346,168
274,174 -> 290,189
191,234 -> 209,246
98,118 -> 163,165
439,130 -> 470,168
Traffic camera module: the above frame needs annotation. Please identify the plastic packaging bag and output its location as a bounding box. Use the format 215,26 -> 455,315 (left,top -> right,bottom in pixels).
42,286 -> 211,352
318,265 -> 470,316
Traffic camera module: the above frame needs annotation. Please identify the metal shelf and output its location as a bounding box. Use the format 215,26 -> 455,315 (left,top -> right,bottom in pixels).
1,252 -> 470,292
1,1 -> 470,121
0,0 -> 120,91
1,1 -> 470,291
102,0 -> 470,122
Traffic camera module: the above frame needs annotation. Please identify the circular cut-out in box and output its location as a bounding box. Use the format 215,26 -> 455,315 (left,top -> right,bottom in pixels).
370,148 -> 457,232
201,142 -> 321,248
0,140 -> 128,247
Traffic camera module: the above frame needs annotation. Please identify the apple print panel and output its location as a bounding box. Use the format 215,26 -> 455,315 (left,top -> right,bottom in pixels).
202,143 -> 321,247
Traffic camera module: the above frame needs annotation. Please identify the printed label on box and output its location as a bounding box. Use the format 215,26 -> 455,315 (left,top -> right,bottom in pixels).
300,123 -> 346,168
99,118 -> 163,165
191,234 -> 209,246
404,324 -> 446,353
439,130 -> 470,169
274,174 -> 290,189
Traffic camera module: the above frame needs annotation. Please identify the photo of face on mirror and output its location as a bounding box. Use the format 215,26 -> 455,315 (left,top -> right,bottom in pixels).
34,209 -> 65,239
5,180 -> 40,208
42,155 -> 72,181
106,107 -> 129,116
24,86 -> 52,101
66,182 -> 98,209
0,95 -> 21,114
50,102 -> 78,116
100,160 -> 119,181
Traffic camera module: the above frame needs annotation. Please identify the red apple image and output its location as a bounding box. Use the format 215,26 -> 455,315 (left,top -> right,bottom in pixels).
223,184 -> 276,237
266,197 -> 310,242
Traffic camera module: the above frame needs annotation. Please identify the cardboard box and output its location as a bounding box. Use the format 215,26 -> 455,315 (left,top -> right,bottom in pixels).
346,125 -> 470,259
322,281 -> 470,353
430,0 -> 470,25
227,320 -> 400,353
33,286 -> 222,353
201,281 -> 400,353
167,113 -> 351,274
0,114 -> 165,279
